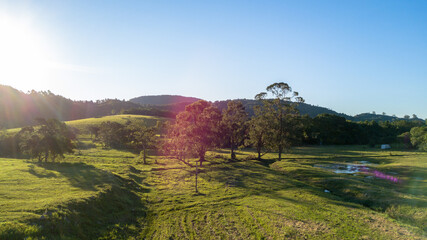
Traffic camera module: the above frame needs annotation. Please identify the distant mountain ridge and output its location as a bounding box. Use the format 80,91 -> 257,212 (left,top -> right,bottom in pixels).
130,95 -> 201,105
0,85 -> 423,129
129,95 -> 424,122
0,85 -> 141,128
129,95 -> 351,119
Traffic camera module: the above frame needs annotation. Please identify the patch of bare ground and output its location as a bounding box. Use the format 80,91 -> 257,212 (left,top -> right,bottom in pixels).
365,213 -> 423,240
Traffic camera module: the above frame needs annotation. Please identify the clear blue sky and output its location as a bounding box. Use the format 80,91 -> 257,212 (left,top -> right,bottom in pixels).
1,0 -> 426,118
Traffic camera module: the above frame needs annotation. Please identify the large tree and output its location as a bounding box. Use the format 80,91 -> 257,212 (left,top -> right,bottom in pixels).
20,119 -> 76,162
246,105 -> 271,160
164,122 -> 192,164
98,121 -> 129,149
173,100 -> 222,166
128,124 -> 157,164
221,100 -> 248,160
255,82 -> 304,160
410,126 -> 427,151
168,100 -> 222,193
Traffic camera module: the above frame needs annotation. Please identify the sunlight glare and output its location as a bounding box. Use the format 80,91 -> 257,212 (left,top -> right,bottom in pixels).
0,11 -> 55,89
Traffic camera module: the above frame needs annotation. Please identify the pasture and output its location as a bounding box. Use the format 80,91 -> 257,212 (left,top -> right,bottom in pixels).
0,141 -> 425,239
4,114 -> 168,134
64,114 -> 168,133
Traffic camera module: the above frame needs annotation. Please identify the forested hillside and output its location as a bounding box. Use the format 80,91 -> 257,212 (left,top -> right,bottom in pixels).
132,98 -> 420,122
1,85 -> 423,129
0,85 -> 141,128
130,95 -> 201,105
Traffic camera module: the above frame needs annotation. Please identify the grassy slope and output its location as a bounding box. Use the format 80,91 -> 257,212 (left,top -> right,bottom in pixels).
0,153 -> 147,239
139,148 -> 426,239
5,114 -> 169,134
0,144 -> 425,239
64,114 -> 168,132
0,158 -> 112,222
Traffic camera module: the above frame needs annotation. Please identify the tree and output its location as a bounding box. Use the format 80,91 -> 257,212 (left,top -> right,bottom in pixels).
98,121 -> 129,148
311,114 -> 352,145
163,123 -> 192,164
30,119 -> 76,162
87,125 -> 100,140
255,82 -> 304,160
169,100 -> 222,193
410,126 -> 427,150
173,100 -> 222,166
246,105 -> 270,160
18,126 -> 43,161
221,101 -> 248,160
128,124 -> 157,164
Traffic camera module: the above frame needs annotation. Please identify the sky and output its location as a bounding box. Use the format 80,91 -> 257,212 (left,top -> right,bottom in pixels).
0,0 -> 426,119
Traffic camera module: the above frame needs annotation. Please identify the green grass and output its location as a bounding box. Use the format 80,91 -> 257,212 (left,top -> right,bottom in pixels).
65,114 -> 168,132
5,114 -> 169,134
0,144 -> 425,239
0,156 -> 147,239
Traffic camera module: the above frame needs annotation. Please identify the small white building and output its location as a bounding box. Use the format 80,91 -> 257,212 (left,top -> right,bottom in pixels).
381,144 -> 391,150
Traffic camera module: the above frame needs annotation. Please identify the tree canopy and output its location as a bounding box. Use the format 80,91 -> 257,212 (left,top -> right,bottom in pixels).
172,100 -> 222,166
221,100 -> 248,160
254,82 -> 304,160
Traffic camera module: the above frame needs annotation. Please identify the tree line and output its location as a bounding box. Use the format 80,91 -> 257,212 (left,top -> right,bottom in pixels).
0,119 -> 76,161
300,114 -> 426,147
1,82 -> 426,164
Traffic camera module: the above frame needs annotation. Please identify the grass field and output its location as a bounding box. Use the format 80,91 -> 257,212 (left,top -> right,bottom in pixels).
5,114 -> 168,134
65,114 -> 168,133
0,141 -> 426,239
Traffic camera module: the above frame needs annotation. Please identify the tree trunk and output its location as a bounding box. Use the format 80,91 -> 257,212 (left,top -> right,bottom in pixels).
278,145 -> 282,161
257,146 -> 261,160
195,162 -> 199,193
143,149 -> 147,164
231,145 -> 236,160
199,152 -> 205,167
44,151 -> 49,162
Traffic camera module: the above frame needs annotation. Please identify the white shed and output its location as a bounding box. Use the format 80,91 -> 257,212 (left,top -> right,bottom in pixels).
381,144 -> 391,149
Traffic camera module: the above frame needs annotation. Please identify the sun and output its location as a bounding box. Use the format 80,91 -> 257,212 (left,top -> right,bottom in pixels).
0,11 -> 55,90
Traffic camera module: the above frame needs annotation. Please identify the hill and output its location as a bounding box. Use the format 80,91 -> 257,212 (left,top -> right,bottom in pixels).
65,114 -> 168,133
0,85 -> 142,128
130,95 -> 201,105
213,99 -> 351,118
1,85 -> 423,129
131,96 -> 423,122
352,113 -> 424,122
128,96 -> 351,118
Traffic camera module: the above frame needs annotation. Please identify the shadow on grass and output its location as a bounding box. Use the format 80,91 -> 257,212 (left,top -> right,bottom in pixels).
10,161 -> 152,239
199,151 -> 427,221
212,149 -> 251,156
198,158 -> 364,211
30,162 -> 114,191
276,158 -> 426,204
27,165 -> 57,178
23,175 -> 149,240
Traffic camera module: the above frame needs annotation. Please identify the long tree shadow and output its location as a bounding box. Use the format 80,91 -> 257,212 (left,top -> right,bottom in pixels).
32,162 -> 116,191
201,153 -> 427,214
27,165 -> 57,178
24,173 -> 149,239
270,155 -> 427,235
200,160 -> 342,207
